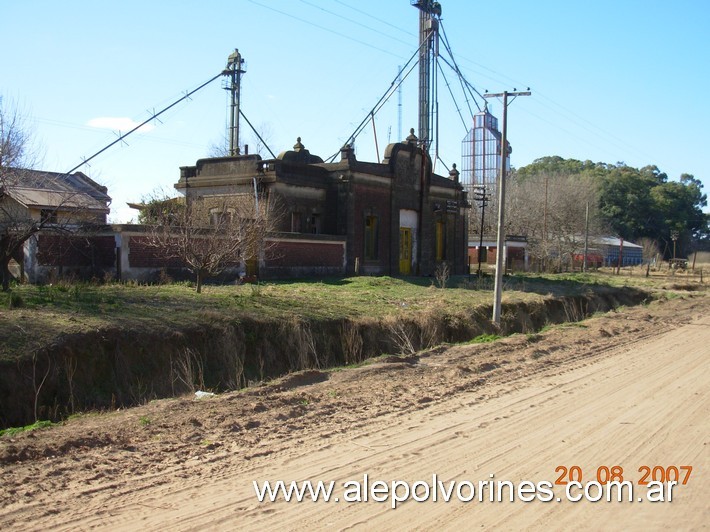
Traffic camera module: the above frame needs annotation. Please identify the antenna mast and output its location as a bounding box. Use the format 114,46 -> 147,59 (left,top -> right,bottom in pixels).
226,49 -> 246,156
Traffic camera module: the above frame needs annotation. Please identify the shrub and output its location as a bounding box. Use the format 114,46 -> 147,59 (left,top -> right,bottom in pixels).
8,292 -> 24,309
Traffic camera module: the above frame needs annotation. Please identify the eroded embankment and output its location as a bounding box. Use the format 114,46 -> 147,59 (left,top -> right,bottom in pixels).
0,287 -> 650,428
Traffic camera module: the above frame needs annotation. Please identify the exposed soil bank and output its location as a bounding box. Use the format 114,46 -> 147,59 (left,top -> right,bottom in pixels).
0,286 -> 649,428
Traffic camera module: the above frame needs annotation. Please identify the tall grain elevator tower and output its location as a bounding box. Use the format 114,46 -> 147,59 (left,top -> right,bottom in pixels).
225,49 -> 246,156
461,108 -> 511,195
411,1 -> 441,151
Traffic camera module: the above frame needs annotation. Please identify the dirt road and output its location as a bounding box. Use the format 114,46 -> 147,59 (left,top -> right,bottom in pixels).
1,293 -> 708,530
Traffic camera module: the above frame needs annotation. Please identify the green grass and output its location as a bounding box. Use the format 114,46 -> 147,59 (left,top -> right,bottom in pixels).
0,420 -> 55,438
0,271 -> 669,363
468,333 -> 502,344
536,321 -> 588,334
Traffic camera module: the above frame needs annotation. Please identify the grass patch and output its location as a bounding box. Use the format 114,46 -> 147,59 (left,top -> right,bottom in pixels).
0,420 -> 55,438
537,321 -> 589,335
0,271 -> 660,364
8,292 -> 24,309
468,333 -> 501,344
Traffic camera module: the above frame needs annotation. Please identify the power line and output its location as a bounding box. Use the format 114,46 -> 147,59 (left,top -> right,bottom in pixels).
513,104 -> 633,162
529,88 -> 660,163
246,2 -> 659,173
239,109 -> 276,159
435,39 -> 656,164
32,115 -> 212,151
325,41 -> 424,162
436,62 -> 468,133
439,22 -> 485,110
334,0 -> 415,39
248,0 -> 410,60
66,72 -> 224,175
298,0 -> 413,48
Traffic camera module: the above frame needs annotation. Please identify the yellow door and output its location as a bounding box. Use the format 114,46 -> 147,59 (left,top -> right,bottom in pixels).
245,257 -> 258,277
436,221 -> 444,261
399,227 -> 412,275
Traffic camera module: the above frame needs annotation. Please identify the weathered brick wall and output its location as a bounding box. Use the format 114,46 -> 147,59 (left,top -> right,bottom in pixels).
267,241 -> 343,267
37,234 -> 115,268
261,237 -> 345,278
128,236 -> 186,268
121,232 -> 345,281
265,240 -> 343,268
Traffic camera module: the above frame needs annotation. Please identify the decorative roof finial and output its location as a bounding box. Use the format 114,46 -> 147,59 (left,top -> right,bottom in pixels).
405,128 -> 418,145
449,163 -> 460,182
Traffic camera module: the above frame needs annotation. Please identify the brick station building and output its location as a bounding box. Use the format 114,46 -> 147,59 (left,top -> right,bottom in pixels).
13,132 -> 469,283
174,131 -> 469,278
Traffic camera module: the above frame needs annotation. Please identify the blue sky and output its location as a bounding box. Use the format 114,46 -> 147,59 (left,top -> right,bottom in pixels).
2,0 -> 709,222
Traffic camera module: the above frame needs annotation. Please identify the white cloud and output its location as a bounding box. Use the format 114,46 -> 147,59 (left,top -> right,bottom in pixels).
86,117 -> 155,133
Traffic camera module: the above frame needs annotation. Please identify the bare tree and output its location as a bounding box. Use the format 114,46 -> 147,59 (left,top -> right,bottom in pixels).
208,122 -> 274,158
145,190 -> 277,292
0,98 -> 41,290
638,237 -> 660,276
0,98 -> 35,169
207,135 -> 230,158
1,99 -> 29,288
506,172 -> 605,271
1,97 -> 110,290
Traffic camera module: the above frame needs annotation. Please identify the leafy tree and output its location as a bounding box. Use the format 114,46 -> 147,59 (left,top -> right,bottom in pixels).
597,165 -> 657,241
136,195 -> 185,225
679,174 -> 710,247
514,156 -> 599,181
517,156 -> 708,259
639,164 -> 668,185
650,176 -> 707,256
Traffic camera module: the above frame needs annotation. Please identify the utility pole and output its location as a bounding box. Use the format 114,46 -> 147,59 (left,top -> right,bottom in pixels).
484,89 -> 530,326
226,49 -> 246,156
542,173 -> 548,271
583,201 -> 589,272
671,230 -> 679,260
473,185 -> 490,276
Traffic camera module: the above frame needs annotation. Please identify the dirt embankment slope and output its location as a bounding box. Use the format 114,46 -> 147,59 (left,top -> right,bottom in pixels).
0,292 -> 707,530
0,285 -> 649,429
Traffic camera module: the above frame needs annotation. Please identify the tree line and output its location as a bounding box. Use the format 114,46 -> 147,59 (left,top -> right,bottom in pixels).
469,156 -> 708,269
